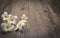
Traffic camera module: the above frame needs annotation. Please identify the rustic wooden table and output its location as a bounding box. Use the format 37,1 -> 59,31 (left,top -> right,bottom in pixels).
0,0 -> 60,38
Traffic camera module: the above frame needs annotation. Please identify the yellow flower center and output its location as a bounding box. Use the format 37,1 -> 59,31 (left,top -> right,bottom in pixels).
5,25 -> 10,30
21,17 -> 26,20
10,18 -> 14,22
18,23 -> 22,28
4,16 -> 8,18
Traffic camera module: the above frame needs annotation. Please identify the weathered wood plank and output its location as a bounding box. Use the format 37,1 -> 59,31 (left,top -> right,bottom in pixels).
0,0 -> 9,11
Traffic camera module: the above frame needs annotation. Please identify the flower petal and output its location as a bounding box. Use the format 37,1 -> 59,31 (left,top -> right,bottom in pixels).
1,23 -> 6,28
23,14 -> 25,16
19,27 -> 22,31
14,16 -> 18,19
21,20 -> 27,23
19,21 -> 25,25
14,27 -> 18,31
4,11 -> 8,15
9,14 -> 12,17
9,25 -> 14,31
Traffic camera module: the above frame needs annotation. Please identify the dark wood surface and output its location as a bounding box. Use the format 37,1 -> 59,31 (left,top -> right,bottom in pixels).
0,0 -> 60,38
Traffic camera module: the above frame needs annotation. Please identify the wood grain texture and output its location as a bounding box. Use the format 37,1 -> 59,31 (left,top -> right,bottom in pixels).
0,0 -> 60,38
0,0 -> 9,11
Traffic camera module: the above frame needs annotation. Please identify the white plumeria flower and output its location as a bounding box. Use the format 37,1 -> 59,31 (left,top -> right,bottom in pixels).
1,11 -> 9,21
1,23 -> 14,32
14,21 -> 25,31
8,14 -> 18,24
21,14 -> 28,22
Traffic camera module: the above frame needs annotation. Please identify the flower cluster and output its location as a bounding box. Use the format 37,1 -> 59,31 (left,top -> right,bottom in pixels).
1,11 -> 28,32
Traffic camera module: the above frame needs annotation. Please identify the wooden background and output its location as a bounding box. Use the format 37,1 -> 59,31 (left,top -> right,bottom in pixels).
0,0 -> 60,38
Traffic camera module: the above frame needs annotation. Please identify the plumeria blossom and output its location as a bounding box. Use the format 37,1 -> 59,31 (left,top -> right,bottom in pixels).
21,14 -> 28,23
14,21 -> 25,31
1,23 -> 14,32
1,11 -> 9,21
1,12 -> 28,33
8,14 -> 18,24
